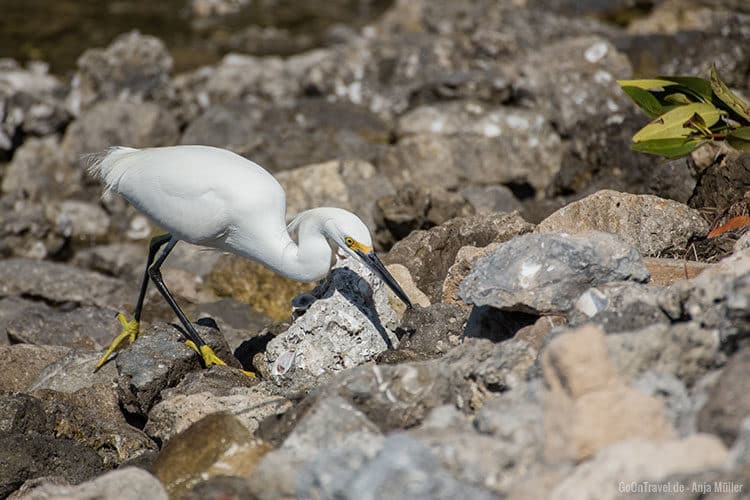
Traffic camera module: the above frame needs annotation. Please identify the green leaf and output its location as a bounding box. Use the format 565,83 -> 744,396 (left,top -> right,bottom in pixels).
656,76 -> 713,102
729,126 -> 750,141
710,65 -> 750,122
617,79 -> 679,91
631,138 -> 703,158
632,103 -> 724,142
727,137 -> 750,152
620,86 -> 664,118
664,93 -> 693,105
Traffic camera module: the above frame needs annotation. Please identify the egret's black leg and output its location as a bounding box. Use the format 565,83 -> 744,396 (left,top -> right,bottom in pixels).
147,237 -> 208,349
95,233 -> 172,370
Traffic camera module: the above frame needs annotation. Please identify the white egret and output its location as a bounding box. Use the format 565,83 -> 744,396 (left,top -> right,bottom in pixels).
89,145 -> 412,375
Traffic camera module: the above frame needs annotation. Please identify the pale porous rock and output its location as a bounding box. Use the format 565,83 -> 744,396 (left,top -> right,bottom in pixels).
385,101 -> 563,193
385,212 -> 533,302
459,231 -> 649,315
536,190 -> 709,257
61,99 -> 179,162
1,137 -> 80,202
9,467 -> 167,500
152,413 -> 270,499
265,255 -> 399,379
69,31 -> 173,114
551,436 -> 728,500
542,325 -> 675,463
606,322 -> 723,388
275,159 -> 394,229
735,230 -> 750,254
145,381 -> 292,443
29,350 -> 119,394
660,248 -> 750,343
569,282 -> 670,333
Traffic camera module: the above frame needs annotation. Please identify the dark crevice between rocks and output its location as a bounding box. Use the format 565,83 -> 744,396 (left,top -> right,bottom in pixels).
505,181 -> 536,201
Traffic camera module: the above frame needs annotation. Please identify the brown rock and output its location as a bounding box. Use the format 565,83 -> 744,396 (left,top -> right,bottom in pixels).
152,413 -> 271,498
385,212 -> 533,302
514,315 -> 566,351
536,190 -> 709,257
643,257 -> 711,286
206,254 -> 313,321
0,344 -> 70,393
384,264 -> 430,318
542,325 -> 675,462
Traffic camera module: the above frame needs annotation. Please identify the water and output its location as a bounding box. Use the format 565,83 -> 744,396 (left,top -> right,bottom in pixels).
0,0 -> 391,76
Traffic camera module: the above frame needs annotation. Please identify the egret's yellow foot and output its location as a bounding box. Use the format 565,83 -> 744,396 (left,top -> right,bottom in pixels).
184,340 -> 256,377
95,313 -> 140,370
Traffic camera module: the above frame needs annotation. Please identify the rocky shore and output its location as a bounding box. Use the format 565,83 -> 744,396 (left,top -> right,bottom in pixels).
1,0 -> 750,498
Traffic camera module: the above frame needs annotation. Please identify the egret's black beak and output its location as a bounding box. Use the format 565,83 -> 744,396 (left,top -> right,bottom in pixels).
356,250 -> 413,309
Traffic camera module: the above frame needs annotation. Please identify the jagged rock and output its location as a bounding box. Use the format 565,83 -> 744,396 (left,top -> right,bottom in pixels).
385,212 -> 533,302
1,137 -> 80,201
0,433 -> 105,498
382,264 -> 430,319
542,325 -> 675,462
0,60 -> 70,158
276,159 -> 394,230
536,190 -> 709,257
697,347 -> 750,447
115,323 -> 239,416
660,248 -> 750,342
551,436 -> 728,500
61,99 -> 179,162
145,378 -> 291,444
461,185 -> 523,215
374,185 -> 475,250
207,254 -> 313,321
264,255 -> 399,379
9,467 -> 167,500
442,242 -> 502,308
634,371 -> 694,438
29,351 -> 118,397
0,344 -> 70,392
383,102 -> 562,194
194,298 -> 273,351
152,413 -> 270,498
0,258 -> 129,308
69,31 -> 173,114
606,322 -> 723,388
45,200 -> 110,242
0,200 -> 67,259
183,99 -> 390,172
378,303 -> 466,364
6,303 -> 119,350
28,385 -> 157,467
72,243 -> 146,280
569,282 -> 670,333
460,231 -> 649,315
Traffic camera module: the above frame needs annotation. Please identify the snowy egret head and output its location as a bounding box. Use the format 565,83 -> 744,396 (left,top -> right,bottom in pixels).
322,208 -> 412,308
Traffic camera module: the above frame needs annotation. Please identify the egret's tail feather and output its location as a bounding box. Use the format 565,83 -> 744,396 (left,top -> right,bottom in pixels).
84,146 -> 139,194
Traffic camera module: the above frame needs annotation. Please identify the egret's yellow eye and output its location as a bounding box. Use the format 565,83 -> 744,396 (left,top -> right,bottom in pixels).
345,237 -> 354,247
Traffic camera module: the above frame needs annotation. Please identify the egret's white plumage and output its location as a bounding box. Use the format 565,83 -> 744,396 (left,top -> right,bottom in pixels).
89,145 -> 375,282
89,144 -> 411,373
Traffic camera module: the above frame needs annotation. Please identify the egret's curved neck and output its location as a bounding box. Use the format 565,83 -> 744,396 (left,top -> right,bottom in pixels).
265,210 -> 333,282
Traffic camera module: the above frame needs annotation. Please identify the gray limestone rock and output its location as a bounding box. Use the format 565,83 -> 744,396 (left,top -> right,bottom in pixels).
460,231 -> 649,314
569,282 -> 670,333
115,323 -> 238,416
536,190 -> 709,257
6,303 -> 120,351
264,255 -> 399,379
0,259 -> 129,308
1,137 -> 80,202
69,30 -> 173,114
385,212 -> 533,302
